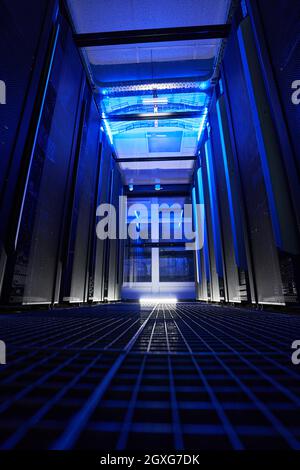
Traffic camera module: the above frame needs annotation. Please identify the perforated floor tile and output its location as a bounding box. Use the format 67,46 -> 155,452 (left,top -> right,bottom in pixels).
0,302 -> 300,450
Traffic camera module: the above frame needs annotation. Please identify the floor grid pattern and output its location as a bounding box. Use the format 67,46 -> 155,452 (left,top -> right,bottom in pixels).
0,302 -> 300,450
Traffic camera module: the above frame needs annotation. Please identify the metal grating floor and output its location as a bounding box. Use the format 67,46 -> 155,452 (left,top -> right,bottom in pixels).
0,302 -> 300,450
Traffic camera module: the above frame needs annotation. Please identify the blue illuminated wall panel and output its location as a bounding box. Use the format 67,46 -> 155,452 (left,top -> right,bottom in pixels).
221,13 -> 297,305
209,92 -> 247,303
204,138 -> 223,279
195,167 -> 209,301
248,0 -> 300,299
237,17 -> 298,254
5,15 -> 84,304
0,0 -> 56,295
201,147 -> 222,302
253,0 -> 300,185
92,135 -> 115,302
192,187 -> 200,291
0,0 -> 52,198
107,162 -> 123,301
60,92 -> 100,303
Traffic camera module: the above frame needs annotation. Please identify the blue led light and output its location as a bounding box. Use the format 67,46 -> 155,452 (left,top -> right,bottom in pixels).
192,187 -> 201,283
216,99 -> 240,267
128,184 -> 134,192
101,113 -> 114,146
205,139 -> 223,276
155,184 -> 161,191
101,81 -> 204,95
15,24 -> 61,249
197,168 -> 210,278
197,108 -> 208,142
219,79 -> 224,95
241,0 -> 248,18
199,80 -> 210,91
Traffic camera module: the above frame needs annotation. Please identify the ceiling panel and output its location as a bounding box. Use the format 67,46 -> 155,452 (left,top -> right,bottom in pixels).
67,1 -> 232,85
119,160 -> 195,170
119,164 -> 195,185
111,121 -> 205,158
86,39 -> 218,66
101,91 -> 208,114
67,0 -> 232,33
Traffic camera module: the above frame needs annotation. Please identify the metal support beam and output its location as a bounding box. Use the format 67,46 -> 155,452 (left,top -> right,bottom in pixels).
74,24 -> 231,48
116,156 -> 197,163
103,111 -> 205,121
125,189 -> 191,198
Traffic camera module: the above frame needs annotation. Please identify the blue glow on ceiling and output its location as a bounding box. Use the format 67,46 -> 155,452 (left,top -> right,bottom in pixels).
148,131 -> 183,153
199,80 -> 211,91
100,87 -> 211,160
100,81 -> 209,97
101,91 -> 208,115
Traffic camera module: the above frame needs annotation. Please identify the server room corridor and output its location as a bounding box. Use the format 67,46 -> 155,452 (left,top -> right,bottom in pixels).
1,0 -> 300,455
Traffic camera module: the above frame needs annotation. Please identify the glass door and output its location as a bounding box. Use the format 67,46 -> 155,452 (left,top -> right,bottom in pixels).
122,195 -> 195,299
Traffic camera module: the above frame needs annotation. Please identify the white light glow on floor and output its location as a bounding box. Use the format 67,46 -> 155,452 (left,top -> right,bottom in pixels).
139,297 -> 178,305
